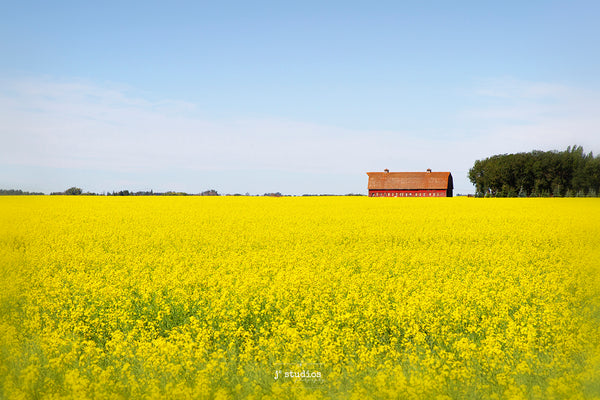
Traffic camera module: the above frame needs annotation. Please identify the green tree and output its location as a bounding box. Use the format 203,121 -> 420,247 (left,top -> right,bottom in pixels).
65,187 -> 82,195
468,146 -> 600,197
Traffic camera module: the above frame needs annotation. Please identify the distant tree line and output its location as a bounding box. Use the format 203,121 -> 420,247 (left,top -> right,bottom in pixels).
0,189 -> 45,195
50,187 -> 99,195
469,145 -> 600,197
1,187 -> 369,196
91,189 -> 220,196
0,187 -> 222,196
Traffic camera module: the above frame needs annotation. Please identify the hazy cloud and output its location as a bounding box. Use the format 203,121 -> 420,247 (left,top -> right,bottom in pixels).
1,76 -> 599,194
0,77 -> 431,173
463,77 -> 600,155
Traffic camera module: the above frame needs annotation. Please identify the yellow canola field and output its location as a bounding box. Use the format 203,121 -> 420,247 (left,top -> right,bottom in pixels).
1,197 -> 599,399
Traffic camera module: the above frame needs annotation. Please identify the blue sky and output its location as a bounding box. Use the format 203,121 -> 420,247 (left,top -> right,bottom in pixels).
2,1 -> 599,194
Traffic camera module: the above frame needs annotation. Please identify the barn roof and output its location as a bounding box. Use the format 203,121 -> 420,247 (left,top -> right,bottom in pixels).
366,170 -> 453,190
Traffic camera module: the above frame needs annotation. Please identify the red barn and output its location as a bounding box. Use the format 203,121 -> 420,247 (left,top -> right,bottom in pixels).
366,169 -> 453,197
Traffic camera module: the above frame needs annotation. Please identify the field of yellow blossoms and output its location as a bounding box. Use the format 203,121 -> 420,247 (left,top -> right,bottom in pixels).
1,196 -> 599,399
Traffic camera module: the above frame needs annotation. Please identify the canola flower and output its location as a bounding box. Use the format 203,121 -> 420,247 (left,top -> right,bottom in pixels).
0,196 -> 599,399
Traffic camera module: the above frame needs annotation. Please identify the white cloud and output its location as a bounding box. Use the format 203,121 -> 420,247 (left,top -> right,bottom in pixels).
462,77 -> 600,156
473,77 -> 572,100
0,77 -> 433,174
1,76 -> 599,194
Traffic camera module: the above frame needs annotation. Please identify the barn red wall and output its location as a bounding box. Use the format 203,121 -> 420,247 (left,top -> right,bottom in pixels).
368,190 -> 447,197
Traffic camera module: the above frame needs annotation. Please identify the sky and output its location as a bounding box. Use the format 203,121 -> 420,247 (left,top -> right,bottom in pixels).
1,1 -> 600,195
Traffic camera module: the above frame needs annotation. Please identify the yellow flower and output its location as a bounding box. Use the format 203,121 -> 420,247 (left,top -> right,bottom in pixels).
0,197 -> 598,399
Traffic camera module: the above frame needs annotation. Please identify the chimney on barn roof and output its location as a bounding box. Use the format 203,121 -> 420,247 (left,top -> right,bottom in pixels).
427,168 -> 432,173
384,168 -> 389,173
